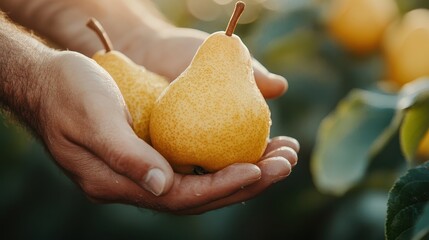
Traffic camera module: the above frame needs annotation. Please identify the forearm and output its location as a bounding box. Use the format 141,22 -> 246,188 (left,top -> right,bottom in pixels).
0,0 -> 172,56
0,13 -> 55,134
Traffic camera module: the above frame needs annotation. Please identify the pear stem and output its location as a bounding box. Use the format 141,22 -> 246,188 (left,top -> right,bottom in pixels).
225,1 -> 246,36
86,17 -> 114,52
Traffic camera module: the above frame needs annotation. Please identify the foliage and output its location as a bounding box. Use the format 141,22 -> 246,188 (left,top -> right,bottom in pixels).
397,79 -> 429,163
311,90 -> 396,195
386,162 -> 429,240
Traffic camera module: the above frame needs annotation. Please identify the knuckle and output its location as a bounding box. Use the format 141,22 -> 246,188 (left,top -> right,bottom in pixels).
80,180 -> 107,200
283,137 -> 300,152
107,146 -> 133,174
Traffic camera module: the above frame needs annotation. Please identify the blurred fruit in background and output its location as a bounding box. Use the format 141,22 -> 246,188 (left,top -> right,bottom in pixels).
383,8 -> 429,87
325,0 -> 398,55
418,130 -> 429,158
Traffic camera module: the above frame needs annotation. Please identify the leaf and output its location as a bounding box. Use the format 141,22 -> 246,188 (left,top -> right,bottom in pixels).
398,78 -> 429,163
311,89 -> 397,196
397,78 -> 429,110
413,203 -> 429,240
324,191 -> 388,240
401,104 -> 429,163
249,6 -> 318,58
386,162 -> 429,240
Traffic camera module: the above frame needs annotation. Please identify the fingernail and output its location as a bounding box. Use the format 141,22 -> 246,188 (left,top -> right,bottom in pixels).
262,157 -> 292,182
142,168 -> 166,196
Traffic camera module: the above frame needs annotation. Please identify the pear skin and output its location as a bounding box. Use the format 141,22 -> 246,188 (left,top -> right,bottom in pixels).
92,51 -> 169,142
383,9 -> 429,87
87,18 -> 169,143
150,2 -> 271,174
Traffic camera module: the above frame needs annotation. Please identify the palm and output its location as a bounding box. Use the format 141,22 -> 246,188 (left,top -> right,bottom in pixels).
117,27 -> 287,99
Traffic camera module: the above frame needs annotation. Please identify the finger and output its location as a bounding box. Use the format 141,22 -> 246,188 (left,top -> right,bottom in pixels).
156,163 -> 262,211
75,161 -> 262,212
262,146 -> 298,166
87,124 -> 175,196
49,140 -> 144,204
172,139 -> 299,214
64,86 -> 174,196
264,136 -> 300,154
253,60 -> 288,99
177,157 -> 291,215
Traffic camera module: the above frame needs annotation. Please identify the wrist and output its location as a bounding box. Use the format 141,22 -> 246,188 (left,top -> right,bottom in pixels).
0,45 -> 57,137
0,15 -> 57,135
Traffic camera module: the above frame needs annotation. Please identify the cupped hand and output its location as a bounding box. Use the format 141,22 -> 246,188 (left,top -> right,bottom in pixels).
36,51 -> 298,214
114,27 -> 288,99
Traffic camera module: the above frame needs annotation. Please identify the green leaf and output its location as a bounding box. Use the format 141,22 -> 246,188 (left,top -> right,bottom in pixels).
386,162 -> 429,240
398,78 -> 429,163
413,203 -> 429,240
324,191 -> 388,240
397,78 -> 429,110
311,89 -> 397,196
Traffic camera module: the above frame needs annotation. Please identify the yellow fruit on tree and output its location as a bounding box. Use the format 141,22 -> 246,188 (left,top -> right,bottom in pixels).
383,9 -> 429,87
418,130 -> 429,159
326,0 -> 398,54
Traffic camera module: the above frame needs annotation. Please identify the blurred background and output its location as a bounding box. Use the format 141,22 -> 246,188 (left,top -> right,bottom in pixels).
1,0 -> 429,239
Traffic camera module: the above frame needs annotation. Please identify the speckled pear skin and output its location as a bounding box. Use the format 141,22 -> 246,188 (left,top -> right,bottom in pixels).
92,51 -> 169,143
150,32 -> 271,174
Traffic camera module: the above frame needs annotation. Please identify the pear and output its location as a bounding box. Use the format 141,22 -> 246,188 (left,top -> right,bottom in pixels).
87,18 -> 169,143
383,9 -> 429,87
149,2 -> 271,174
326,0 -> 398,54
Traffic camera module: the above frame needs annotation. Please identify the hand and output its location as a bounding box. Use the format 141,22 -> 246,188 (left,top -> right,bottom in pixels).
0,0 -> 288,96
114,27 -> 288,99
36,51 -> 298,214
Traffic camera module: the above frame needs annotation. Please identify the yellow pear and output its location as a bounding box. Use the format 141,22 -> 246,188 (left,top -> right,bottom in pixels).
418,130 -> 429,159
87,18 -> 169,143
383,9 -> 429,87
149,2 -> 271,174
326,0 -> 398,54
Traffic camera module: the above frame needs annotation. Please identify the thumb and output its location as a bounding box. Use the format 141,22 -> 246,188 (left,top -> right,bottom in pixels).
253,60 -> 288,99
54,51 -> 174,196
87,124 -> 174,197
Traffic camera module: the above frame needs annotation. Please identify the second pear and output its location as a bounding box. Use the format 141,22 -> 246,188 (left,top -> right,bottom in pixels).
87,18 -> 169,143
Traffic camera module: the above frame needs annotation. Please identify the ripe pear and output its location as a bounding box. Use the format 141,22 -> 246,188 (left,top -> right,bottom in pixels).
326,0 -> 398,54
87,18 -> 169,143
149,2 -> 271,174
418,130 -> 429,159
383,9 -> 429,87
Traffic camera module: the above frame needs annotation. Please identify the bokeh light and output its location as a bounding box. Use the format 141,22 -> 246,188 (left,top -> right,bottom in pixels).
186,0 -> 222,21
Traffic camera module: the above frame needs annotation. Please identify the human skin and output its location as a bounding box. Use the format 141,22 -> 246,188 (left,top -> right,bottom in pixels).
1,0 -> 288,98
0,1 -> 299,214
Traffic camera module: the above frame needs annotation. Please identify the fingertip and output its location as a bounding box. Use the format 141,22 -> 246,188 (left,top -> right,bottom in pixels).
268,136 -> 300,153
99,132 -> 175,197
218,163 -> 262,185
139,144 -> 175,196
257,157 -> 292,183
269,73 -> 288,94
263,146 -> 298,167
141,168 -> 167,196
253,65 -> 288,99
